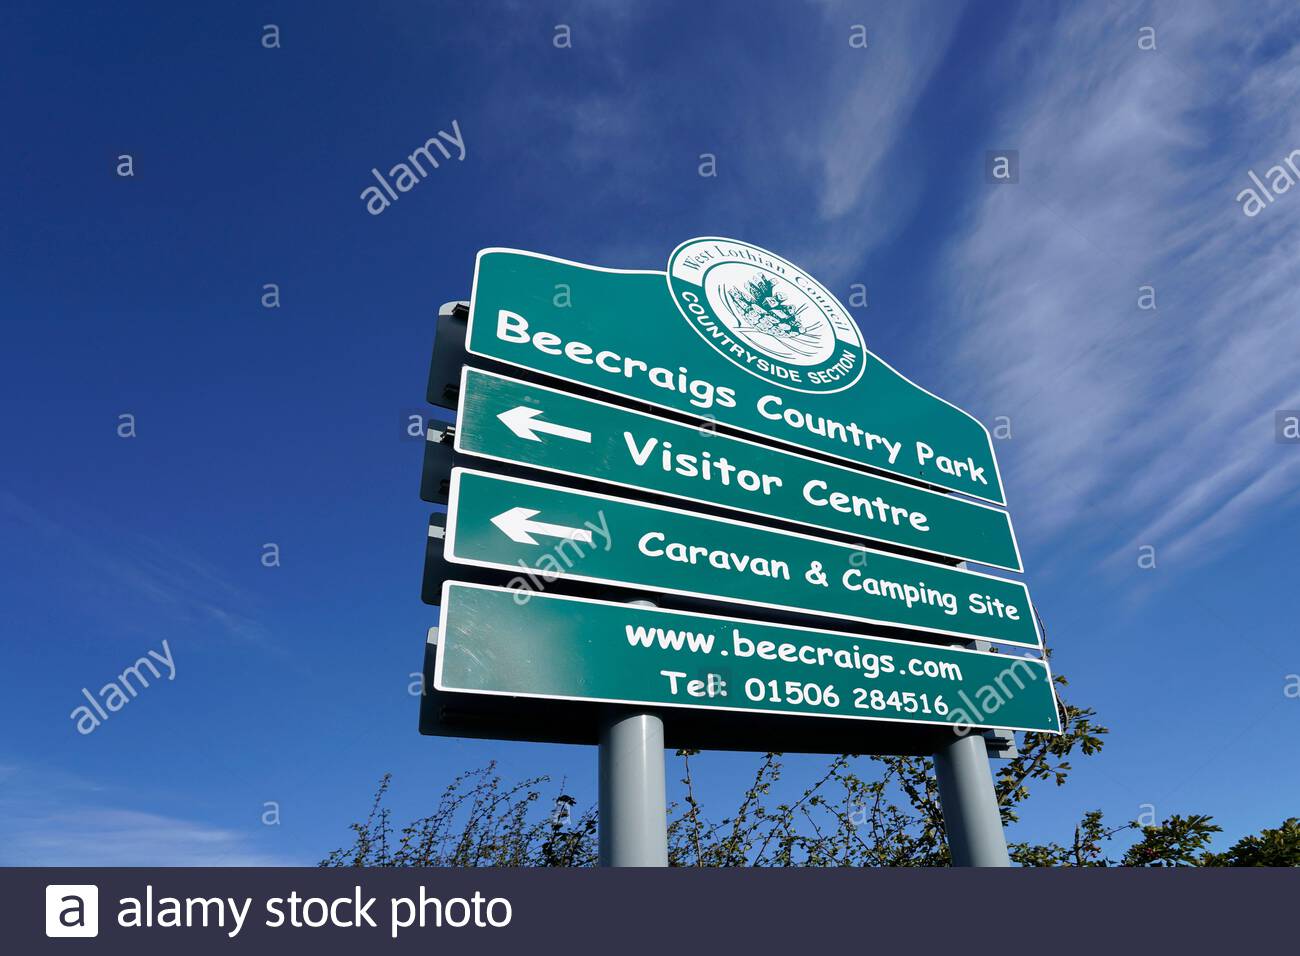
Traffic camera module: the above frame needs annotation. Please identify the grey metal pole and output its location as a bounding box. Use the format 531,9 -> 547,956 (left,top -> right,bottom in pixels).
598,709 -> 668,866
932,568 -> 1010,867
934,730 -> 1010,866
598,598 -> 668,867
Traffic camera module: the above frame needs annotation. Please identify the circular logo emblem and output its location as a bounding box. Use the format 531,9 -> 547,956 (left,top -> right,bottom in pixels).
666,238 -> 866,393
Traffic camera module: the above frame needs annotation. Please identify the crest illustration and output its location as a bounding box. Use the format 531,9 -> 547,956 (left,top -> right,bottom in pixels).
667,238 -> 866,393
721,272 -> 824,361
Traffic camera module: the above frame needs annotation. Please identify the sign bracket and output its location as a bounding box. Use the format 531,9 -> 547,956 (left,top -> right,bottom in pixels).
427,300 -> 469,409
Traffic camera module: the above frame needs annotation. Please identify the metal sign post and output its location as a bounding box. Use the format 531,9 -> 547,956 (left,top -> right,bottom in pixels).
934,731 -> 1010,866
598,600 -> 668,867
420,240 -> 1061,870
598,710 -> 668,867
932,600 -> 1013,866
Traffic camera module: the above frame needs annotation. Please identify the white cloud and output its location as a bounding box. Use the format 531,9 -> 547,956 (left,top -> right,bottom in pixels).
939,1 -> 1300,572
0,764 -> 295,866
475,2 -> 961,278
0,490 -> 276,649
7,809 -> 292,867
810,2 -> 961,219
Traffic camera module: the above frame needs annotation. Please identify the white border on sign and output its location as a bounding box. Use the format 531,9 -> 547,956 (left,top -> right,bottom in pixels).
441,467 -> 1043,649
451,366 -> 1026,573
463,247 -> 1009,507
431,580 -> 1062,735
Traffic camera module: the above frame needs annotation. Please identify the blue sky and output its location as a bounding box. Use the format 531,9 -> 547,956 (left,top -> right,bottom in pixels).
3,0 -> 1298,864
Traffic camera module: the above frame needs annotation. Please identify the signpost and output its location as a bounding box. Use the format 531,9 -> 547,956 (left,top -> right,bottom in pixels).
443,366 -> 1024,571
418,237 -> 1058,867
432,582 -> 1062,734
447,245 -> 1007,503
432,467 -> 1041,648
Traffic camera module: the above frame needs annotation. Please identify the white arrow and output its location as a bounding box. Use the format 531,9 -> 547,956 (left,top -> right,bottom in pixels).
490,507 -> 595,546
497,405 -> 592,444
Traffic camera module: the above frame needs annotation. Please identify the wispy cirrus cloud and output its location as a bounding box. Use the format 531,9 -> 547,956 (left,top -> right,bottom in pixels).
468,1 -> 961,278
0,763 -> 295,866
780,1 -> 965,280
7,808 -> 293,866
939,1 -> 1300,571
808,1 -> 961,218
0,490 -> 276,649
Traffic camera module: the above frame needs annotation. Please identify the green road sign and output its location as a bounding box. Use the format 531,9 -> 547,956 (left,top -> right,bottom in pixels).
449,367 -> 1023,571
458,241 -> 1007,504
432,582 -> 1062,734
436,468 -> 1041,648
